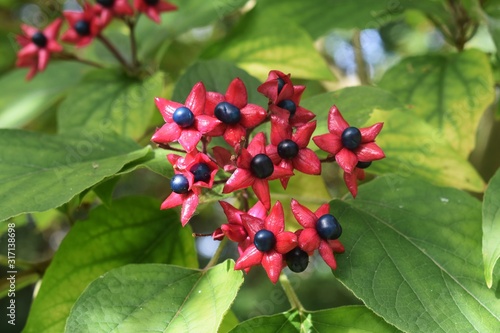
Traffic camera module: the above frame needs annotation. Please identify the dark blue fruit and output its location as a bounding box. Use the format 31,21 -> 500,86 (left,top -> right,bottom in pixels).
144,0 -> 159,5
74,20 -> 91,36
316,214 -> 342,240
277,99 -> 296,116
341,126 -> 362,150
285,247 -> 309,273
250,154 -> 274,179
277,139 -> 299,159
214,102 -> 241,125
97,0 -> 115,7
170,174 -> 189,194
172,107 -> 195,128
31,31 -> 48,47
277,78 -> 285,94
254,229 -> 276,252
190,163 -> 211,183
356,161 -> 372,169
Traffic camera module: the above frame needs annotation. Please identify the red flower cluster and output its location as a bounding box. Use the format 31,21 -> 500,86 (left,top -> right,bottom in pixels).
15,0 -> 177,80
152,70 -> 386,283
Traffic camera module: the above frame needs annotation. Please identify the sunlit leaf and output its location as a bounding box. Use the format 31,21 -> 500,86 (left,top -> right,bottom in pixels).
58,70 -> 164,140
378,49 -> 495,158
0,130 -> 149,222
23,196 -> 198,333
65,260 -> 243,333
332,175 -> 500,333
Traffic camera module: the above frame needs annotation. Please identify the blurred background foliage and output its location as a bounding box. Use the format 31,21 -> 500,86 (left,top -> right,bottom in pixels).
1,0 -> 500,332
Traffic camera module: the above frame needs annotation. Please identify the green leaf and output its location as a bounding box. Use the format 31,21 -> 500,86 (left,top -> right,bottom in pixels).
301,86 -> 407,140
230,306 -> 400,332
136,0 -> 249,59
482,0 -> 500,56
57,70 -> 164,140
332,175 -> 500,333
218,310 -> 239,333
65,260 -> 244,333
255,0 -> 408,39
0,129 -> 149,222
483,168 -> 500,288
92,176 -> 121,206
0,63 -> 86,128
378,49 -> 495,158
201,9 -> 334,81
366,109 -> 485,192
23,196 -> 198,333
173,59 -> 267,106
118,147 -> 174,177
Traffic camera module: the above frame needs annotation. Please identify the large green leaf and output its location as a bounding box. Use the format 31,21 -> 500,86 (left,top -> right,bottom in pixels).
201,9 -> 334,81
23,196 -> 197,333
58,70 -> 164,140
332,175 -> 500,333
0,63 -> 86,128
378,49 -> 495,158
301,86 -> 406,139
230,306 -> 400,332
482,0 -> 500,57
483,168 -> 500,288
366,109 -> 485,192
173,59 -> 267,106
65,260 -> 244,333
0,130 -> 149,222
136,0 -> 248,59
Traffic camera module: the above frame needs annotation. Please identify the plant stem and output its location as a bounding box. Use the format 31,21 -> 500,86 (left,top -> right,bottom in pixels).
204,237 -> 228,270
157,143 -> 186,153
126,17 -> 140,69
279,273 -> 305,312
97,34 -> 132,71
352,30 -> 370,85
58,52 -> 105,69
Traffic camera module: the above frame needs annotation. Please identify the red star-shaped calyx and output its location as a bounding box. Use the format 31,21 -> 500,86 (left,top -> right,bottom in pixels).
235,201 -> 297,283
133,0 -> 177,23
62,3 -> 103,47
95,0 -> 134,26
222,132 -> 294,210
313,105 -> 385,174
152,82 -> 221,152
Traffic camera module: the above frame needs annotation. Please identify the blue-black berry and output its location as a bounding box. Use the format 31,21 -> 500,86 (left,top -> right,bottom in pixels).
356,161 -> 372,169
144,0 -> 160,5
277,99 -> 296,116
254,229 -> 276,252
250,154 -> 274,179
172,107 -> 195,128
277,78 -> 285,94
170,174 -> 189,194
316,214 -> 342,240
190,163 -> 211,183
285,247 -> 309,273
74,20 -> 91,36
277,139 -> 299,159
214,102 -> 241,125
31,31 -> 48,48
341,126 -> 362,150
97,0 -> 115,7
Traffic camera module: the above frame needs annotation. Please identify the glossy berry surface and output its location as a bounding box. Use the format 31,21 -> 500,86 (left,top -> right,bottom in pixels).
214,102 -> 241,125
144,0 -> 160,5
74,20 -> 91,36
316,214 -> 342,240
97,0 -> 115,7
190,163 -> 211,183
277,139 -> 299,159
277,99 -> 296,116
31,31 -> 48,47
254,229 -> 276,252
341,126 -> 362,150
285,247 -> 309,273
277,78 -> 285,94
170,174 -> 189,194
250,154 -> 274,179
172,107 -> 195,128
356,161 -> 372,169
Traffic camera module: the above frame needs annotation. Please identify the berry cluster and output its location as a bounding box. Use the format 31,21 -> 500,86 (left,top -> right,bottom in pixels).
153,70 -> 385,283
15,0 -> 177,79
